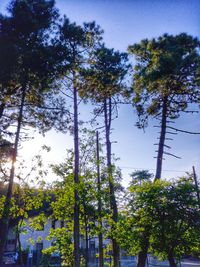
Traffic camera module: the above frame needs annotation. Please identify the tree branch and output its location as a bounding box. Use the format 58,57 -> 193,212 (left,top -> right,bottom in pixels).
163,151 -> 181,159
167,126 -> 200,135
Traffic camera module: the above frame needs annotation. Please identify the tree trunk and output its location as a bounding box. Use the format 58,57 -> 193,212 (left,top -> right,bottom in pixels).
137,251 -> 148,267
137,231 -> 149,267
73,85 -> 80,267
104,98 -> 120,267
155,97 -> 168,180
84,214 -> 89,267
0,84 -> 26,265
192,166 -> 200,204
16,216 -> 25,266
0,103 -> 5,118
85,224 -> 89,267
17,229 -> 23,266
96,131 -> 104,267
168,250 -> 177,267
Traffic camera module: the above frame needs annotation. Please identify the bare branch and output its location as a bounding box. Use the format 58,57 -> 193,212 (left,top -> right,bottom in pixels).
59,88 -> 73,99
167,126 -> 200,135
154,144 -> 171,149
182,110 -> 199,114
164,144 -> 171,149
166,120 -> 175,123
163,151 -> 181,159
166,131 -> 178,135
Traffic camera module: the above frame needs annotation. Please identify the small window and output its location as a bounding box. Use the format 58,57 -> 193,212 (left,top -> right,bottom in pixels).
60,220 -> 64,228
7,239 -> 16,245
89,240 -> 95,251
52,219 -> 56,229
36,242 -> 43,252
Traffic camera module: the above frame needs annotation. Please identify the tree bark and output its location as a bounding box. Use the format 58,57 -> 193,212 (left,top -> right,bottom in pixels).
137,251 -> 148,267
0,84 -> 26,265
137,230 -> 149,267
104,98 -> 120,267
168,250 -> 177,267
155,97 -> 168,180
96,131 -> 104,267
84,213 -> 89,267
73,84 -> 80,267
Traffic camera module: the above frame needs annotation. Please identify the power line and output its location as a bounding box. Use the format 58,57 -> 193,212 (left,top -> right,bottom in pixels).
31,160 -> 194,174
119,166 -> 188,173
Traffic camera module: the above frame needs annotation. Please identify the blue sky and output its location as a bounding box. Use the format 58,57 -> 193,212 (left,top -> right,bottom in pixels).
0,0 -> 200,186
56,0 -> 200,50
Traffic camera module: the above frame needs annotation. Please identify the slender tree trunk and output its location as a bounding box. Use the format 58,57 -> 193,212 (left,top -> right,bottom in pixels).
104,98 -> 120,267
168,250 -> 177,267
0,84 -> 26,265
17,229 -> 23,266
73,84 -> 80,267
155,97 -> 168,180
17,216 -> 25,266
192,166 -> 200,203
84,213 -> 89,267
96,131 -> 104,267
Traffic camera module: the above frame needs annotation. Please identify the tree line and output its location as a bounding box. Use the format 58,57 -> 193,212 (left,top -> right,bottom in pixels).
0,0 -> 199,267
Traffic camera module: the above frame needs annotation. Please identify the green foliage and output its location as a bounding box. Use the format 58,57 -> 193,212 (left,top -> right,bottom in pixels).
79,45 -> 129,102
0,196 -> 6,218
0,0 -> 69,139
29,212 -> 46,231
47,129 -> 120,265
128,33 -> 200,128
0,181 -> 48,220
116,177 -> 200,262
58,17 -> 102,78
44,227 -> 74,267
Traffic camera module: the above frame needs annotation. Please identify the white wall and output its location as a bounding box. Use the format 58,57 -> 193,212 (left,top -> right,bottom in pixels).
20,217 -> 110,252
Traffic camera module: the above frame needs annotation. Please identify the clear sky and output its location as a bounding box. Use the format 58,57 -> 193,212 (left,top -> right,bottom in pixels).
0,0 -> 200,186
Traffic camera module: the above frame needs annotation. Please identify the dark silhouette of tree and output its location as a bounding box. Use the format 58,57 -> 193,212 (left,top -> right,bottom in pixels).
0,0 -> 64,263
130,170 -> 153,186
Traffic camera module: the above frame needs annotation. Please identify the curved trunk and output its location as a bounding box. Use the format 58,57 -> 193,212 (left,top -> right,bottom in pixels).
73,85 -> 80,267
104,98 -> 120,267
155,97 -> 168,180
0,84 -> 26,265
